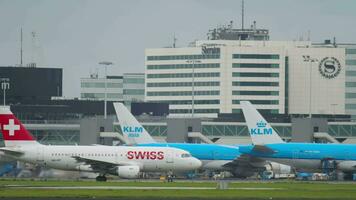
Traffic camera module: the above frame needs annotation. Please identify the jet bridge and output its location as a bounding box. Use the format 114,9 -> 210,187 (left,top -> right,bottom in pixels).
187,132 -> 213,144
313,132 -> 339,143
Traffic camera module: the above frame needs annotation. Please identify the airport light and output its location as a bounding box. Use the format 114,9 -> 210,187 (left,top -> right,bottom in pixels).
302,55 -> 318,118
0,78 -> 10,106
331,103 -> 338,121
99,61 -> 113,119
186,59 -> 201,118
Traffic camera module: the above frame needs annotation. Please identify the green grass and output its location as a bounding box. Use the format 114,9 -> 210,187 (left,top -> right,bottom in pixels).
1,179 -> 356,199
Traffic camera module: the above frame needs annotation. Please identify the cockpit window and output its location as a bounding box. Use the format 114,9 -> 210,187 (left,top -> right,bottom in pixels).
181,153 -> 191,158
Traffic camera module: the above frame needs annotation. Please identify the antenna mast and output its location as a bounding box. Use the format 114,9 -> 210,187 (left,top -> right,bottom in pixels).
173,33 -> 177,48
20,28 -> 23,66
241,0 -> 244,30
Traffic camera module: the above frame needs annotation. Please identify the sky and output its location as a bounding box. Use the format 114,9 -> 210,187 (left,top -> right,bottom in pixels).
0,0 -> 355,98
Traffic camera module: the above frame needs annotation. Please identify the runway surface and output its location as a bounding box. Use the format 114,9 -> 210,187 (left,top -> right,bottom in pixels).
5,185 -> 283,190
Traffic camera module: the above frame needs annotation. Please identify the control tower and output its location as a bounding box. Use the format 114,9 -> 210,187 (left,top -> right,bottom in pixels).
207,20 -> 269,41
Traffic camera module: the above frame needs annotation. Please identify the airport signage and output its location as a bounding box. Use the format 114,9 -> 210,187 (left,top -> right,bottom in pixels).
318,57 -> 341,79
202,46 -> 220,55
0,78 -> 10,90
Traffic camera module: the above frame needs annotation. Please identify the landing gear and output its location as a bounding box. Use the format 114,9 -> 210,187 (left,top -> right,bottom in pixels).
321,159 -> 337,180
96,175 -> 107,182
166,170 -> 174,182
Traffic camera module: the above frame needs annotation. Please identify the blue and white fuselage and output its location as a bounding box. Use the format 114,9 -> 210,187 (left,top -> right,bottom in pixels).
240,101 -> 356,173
138,143 -> 242,170
239,143 -> 356,172
113,102 -> 273,177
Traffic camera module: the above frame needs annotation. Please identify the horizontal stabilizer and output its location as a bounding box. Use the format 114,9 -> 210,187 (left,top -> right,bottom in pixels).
0,148 -> 24,156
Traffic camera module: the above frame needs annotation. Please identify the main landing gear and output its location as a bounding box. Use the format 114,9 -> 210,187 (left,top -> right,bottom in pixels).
96,175 -> 107,182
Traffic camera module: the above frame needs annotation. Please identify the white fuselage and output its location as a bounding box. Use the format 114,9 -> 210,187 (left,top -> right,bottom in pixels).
12,144 -> 200,173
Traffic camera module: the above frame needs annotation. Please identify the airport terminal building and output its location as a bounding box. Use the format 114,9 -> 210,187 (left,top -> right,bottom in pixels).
80,73 -> 145,108
145,40 -> 346,118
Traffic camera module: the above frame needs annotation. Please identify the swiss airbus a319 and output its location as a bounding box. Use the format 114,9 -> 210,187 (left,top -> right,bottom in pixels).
0,106 -> 201,181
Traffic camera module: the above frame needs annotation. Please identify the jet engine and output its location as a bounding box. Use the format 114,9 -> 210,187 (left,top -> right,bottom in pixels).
337,161 -> 356,172
266,162 -> 292,175
117,165 -> 140,179
76,164 -> 92,172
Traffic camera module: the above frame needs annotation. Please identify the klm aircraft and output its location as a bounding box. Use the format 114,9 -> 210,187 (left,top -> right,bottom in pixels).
114,103 -> 269,178
239,101 -> 356,173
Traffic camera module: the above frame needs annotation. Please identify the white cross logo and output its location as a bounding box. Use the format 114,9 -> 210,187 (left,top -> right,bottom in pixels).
3,119 -> 20,136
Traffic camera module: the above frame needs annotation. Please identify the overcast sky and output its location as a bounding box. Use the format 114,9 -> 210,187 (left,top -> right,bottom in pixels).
0,0 -> 355,98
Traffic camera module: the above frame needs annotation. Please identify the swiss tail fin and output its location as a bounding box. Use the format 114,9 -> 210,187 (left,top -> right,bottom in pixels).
240,101 -> 284,145
113,103 -> 156,145
0,106 -> 40,147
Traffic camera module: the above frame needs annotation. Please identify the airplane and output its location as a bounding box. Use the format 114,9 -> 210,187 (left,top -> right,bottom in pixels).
114,102 -> 291,178
239,101 -> 356,174
0,106 -> 202,181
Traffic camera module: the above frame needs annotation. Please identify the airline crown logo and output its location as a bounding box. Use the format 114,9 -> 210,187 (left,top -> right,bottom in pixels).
256,121 -> 266,128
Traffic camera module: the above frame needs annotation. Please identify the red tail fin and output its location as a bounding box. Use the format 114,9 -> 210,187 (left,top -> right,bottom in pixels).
0,106 -> 36,142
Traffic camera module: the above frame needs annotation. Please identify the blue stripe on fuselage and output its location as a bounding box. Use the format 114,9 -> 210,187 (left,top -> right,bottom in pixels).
138,143 -> 241,161
239,143 -> 356,161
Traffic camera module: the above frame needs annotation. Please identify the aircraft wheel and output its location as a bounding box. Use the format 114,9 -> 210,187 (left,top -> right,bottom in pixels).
96,175 -> 107,182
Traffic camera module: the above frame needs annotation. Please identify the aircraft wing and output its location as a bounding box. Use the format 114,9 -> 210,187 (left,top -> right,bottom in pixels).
251,145 -> 276,154
0,147 -> 24,156
223,154 -> 265,168
72,156 -> 133,173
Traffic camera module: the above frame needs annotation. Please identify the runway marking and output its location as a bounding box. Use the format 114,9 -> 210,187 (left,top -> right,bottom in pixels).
5,185 -> 283,190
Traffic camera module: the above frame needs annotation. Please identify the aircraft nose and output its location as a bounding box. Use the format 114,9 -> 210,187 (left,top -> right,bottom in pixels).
191,158 -> 202,169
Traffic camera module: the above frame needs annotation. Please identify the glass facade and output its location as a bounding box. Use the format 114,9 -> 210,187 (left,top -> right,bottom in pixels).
147,63 -> 220,70
233,54 -> 280,59
31,130 -> 80,145
285,56 -> 289,114
123,78 -> 144,84
232,91 -> 279,96
232,63 -> 279,68
346,104 -> 356,109
232,100 -> 279,105
147,72 -> 220,79
346,60 -> 356,65
346,93 -> 356,98
114,122 -> 356,138
123,89 -> 145,95
152,100 -> 219,105
170,109 -> 220,114
81,82 -> 123,88
346,71 -> 356,76
81,73 -> 144,103
147,82 -> 220,87
232,72 -> 279,77
346,82 -> 356,87
232,109 -> 279,114
346,49 -> 356,54
147,54 -> 220,61
232,81 -> 279,86
81,93 -> 123,99
147,90 -> 220,96
345,46 -> 356,119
